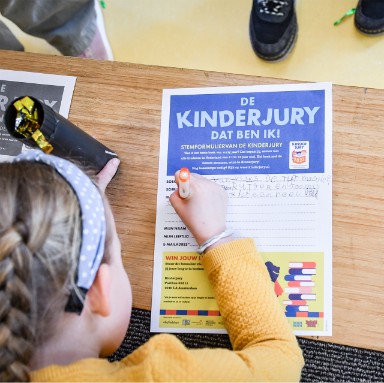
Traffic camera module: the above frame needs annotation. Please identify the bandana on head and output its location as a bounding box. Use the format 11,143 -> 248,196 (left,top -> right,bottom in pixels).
14,149 -> 106,313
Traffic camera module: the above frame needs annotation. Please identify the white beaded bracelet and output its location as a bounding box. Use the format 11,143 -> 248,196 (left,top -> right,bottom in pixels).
197,230 -> 234,254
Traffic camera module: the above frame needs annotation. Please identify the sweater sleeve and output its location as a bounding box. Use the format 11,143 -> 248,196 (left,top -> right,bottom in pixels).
31,238 -> 304,382
200,238 -> 304,381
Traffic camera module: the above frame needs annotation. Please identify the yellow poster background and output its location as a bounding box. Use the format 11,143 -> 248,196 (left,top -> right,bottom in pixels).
159,251 -> 324,332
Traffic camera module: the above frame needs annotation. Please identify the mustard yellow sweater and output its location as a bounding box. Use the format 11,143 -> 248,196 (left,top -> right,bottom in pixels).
32,239 -> 304,382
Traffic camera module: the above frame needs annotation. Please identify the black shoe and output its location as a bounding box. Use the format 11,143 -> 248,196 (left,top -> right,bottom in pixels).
249,0 -> 297,61
355,0 -> 384,34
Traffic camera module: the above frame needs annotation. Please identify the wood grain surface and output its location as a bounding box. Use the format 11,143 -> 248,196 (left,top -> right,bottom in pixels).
1,50 -> 383,352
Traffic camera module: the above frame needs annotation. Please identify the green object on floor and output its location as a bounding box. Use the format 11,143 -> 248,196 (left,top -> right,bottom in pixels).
334,8 -> 356,26
100,0 -> 106,9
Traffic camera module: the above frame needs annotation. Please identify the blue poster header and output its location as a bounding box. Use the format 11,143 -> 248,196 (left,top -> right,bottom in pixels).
166,89 -> 325,176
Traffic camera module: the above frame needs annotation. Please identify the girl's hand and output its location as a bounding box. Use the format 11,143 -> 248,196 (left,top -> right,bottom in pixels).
169,171 -> 228,246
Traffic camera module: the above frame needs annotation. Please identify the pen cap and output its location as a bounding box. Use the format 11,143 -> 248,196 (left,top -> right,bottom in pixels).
4,96 -> 118,172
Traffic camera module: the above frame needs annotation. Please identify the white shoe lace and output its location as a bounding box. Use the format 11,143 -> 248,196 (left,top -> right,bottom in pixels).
258,0 -> 289,16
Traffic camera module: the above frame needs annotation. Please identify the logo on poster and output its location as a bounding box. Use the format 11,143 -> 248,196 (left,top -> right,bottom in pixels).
289,141 -> 309,169
306,320 -> 318,328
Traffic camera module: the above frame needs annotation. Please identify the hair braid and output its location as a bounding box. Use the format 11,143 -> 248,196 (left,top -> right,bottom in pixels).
0,226 -> 34,381
0,161 -> 82,382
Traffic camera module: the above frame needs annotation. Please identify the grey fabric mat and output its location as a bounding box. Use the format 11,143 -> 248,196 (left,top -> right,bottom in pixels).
109,308 -> 384,382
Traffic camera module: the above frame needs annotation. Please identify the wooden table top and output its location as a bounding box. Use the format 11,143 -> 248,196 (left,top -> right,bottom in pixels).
1,50 -> 383,352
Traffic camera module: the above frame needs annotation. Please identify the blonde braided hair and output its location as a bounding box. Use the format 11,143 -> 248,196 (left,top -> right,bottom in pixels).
0,161 -> 81,381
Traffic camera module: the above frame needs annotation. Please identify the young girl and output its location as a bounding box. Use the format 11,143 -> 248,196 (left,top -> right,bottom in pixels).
0,149 -> 304,382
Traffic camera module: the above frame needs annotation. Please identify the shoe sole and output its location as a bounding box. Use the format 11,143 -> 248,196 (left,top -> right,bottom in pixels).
355,23 -> 384,35
249,15 -> 298,62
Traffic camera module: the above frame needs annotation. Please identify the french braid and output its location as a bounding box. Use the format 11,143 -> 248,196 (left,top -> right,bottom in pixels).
0,161 -> 81,382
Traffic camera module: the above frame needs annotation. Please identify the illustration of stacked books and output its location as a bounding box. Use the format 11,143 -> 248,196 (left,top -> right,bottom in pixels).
283,262 -> 323,318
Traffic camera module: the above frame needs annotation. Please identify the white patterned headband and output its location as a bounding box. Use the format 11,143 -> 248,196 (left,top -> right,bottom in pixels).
14,149 -> 106,314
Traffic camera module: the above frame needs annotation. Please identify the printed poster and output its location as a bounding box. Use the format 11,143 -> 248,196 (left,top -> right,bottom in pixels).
0,69 -> 76,161
151,82 -> 332,336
